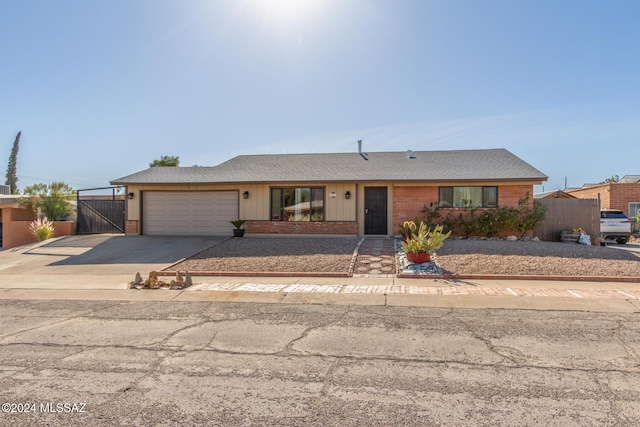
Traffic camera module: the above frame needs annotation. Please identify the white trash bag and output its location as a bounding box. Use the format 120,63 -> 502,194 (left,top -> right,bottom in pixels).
578,233 -> 591,245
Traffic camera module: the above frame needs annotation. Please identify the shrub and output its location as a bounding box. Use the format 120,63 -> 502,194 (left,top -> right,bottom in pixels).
20,182 -> 74,221
419,192 -> 545,239
29,217 -> 55,241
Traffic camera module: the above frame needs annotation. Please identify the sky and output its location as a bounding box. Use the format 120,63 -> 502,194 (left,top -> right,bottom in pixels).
1,0 -> 639,193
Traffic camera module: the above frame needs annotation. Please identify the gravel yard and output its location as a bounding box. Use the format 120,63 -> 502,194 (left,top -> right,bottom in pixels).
173,237 -> 360,273
437,239 -> 640,277
172,236 -> 640,277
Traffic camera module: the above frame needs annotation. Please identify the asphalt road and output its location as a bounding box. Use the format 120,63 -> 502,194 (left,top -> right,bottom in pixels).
1,299 -> 639,426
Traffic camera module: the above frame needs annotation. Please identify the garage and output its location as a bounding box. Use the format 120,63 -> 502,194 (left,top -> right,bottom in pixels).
142,191 -> 238,236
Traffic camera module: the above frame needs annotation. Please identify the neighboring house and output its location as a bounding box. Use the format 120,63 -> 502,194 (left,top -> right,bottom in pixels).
565,175 -> 640,220
0,195 -> 76,250
0,195 -> 36,249
534,190 -> 577,199
111,148 -> 547,237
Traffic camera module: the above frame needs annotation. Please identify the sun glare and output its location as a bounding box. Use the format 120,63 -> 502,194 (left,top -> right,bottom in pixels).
257,0 -> 323,26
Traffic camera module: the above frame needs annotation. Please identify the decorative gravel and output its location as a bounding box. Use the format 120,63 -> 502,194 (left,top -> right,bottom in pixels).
436,239 -> 640,277
172,236 -> 640,278
173,237 -> 361,273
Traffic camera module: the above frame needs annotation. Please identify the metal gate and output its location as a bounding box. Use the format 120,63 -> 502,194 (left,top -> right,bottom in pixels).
77,187 -> 125,234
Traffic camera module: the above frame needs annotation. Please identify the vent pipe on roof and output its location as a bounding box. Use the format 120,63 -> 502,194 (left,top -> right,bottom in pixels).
407,150 -> 416,159
357,139 -> 368,160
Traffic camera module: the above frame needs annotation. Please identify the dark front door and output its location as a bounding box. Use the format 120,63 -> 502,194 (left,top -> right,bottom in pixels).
364,187 -> 387,235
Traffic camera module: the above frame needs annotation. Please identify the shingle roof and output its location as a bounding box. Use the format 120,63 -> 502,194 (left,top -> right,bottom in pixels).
111,149 -> 547,185
620,175 -> 640,183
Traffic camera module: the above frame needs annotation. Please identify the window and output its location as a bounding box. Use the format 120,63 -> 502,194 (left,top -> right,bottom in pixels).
629,202 -> 640,220
438,186 -> 498,208
271,187 -> 324,221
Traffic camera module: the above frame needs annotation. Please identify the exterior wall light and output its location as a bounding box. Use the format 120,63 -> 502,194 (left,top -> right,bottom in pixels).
243,191 -> 250,199
330,192 -> 337,198
127,192 -> 135,200
345,191 -> 351,199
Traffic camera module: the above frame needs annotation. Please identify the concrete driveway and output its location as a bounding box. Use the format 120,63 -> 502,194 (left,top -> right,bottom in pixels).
607,241 -> 640,254
0,234 -> 226,290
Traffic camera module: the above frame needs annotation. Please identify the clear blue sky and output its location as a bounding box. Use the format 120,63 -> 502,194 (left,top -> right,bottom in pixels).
2,0 -> 639,192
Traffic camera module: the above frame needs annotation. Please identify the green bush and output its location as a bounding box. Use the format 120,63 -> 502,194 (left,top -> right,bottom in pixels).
20,182 -> 74,221
418,192 -> 545,239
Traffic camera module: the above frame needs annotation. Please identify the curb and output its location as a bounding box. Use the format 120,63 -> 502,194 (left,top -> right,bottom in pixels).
156,270 -> 640,283
156,271 -> 350,278
440,273 -> 640,283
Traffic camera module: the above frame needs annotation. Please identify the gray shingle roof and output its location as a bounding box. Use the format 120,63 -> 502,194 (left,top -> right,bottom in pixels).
620,175 -> 640,183
111,149 -> 547,185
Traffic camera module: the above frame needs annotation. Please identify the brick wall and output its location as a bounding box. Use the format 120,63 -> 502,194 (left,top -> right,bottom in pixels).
392,186 -> 438,226
567,184 -> 609,208
611,183 -> 640,217
498,185 -> 534,208
246,220 -> 357,235
392,184 -> 534,226
125,220 -> 139,235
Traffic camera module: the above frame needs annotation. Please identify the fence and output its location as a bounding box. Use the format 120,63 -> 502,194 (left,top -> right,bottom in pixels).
76,187 -> 125,234
534,198 -> 600,242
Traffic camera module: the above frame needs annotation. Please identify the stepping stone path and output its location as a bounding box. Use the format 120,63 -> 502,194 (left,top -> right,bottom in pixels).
353,238 -> 396,276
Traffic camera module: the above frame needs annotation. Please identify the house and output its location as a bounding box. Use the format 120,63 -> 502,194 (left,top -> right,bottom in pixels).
111,148 -> 547,237
565,175 -> 640,221
0,195 -> 76,250
534,190 -> 577,199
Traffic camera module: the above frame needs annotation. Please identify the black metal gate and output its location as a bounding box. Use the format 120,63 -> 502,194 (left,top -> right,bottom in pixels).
77,187 -> 125,234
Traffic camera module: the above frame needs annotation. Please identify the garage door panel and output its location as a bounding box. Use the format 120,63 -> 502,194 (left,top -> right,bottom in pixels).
143,191 -> 238,236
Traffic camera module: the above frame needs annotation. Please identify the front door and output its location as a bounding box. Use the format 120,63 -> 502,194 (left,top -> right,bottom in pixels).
364,187 -> 387,235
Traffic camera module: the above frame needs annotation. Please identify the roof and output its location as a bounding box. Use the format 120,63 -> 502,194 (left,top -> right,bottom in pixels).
0,194 -> 21,205
620,175 -> 640,183
534,190 -> 577,199
111,148 -> 547,185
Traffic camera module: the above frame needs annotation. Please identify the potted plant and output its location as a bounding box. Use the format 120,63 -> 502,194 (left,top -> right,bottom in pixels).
230,220 -> 246,237
401,222 -> 451,264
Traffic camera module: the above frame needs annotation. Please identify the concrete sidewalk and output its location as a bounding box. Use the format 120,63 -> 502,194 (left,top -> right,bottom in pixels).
1,275 -> 639,313
1,235 -> 639,313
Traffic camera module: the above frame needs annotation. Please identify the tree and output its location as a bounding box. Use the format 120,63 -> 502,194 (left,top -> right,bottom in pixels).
600,175 -> 620,184
149,155 -> 180,167
20,181 -> 75,221
5,131 -> 21,194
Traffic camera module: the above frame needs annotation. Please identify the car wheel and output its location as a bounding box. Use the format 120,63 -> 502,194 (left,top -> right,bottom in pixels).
616,238 -> 627,244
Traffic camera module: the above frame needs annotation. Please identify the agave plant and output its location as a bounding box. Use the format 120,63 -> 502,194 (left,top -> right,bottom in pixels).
29,217 -> 55,241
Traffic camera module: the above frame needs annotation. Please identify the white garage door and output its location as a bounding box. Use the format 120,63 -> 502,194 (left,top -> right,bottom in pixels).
142,191 -> 238,236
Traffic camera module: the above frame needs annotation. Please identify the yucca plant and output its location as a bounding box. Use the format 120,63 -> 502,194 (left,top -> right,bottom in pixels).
29,217 -> 55,241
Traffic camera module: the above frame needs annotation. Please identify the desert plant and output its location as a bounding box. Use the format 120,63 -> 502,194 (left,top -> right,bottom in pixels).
230,219 -> 246,229
398,217 -> 422,239
29,217 -> 55,241
401,222 -> 452,254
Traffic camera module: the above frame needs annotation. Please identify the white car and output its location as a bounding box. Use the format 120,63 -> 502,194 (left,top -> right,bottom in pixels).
600,209 -> 631,244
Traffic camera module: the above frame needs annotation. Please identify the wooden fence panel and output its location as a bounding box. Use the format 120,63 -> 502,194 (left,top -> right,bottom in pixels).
534,198 -> 600,241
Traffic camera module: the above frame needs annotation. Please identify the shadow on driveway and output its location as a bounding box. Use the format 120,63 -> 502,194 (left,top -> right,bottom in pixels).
0,235 -> 227,276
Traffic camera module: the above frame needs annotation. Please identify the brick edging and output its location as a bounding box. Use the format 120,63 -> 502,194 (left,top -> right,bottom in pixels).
157,271 -> 350,278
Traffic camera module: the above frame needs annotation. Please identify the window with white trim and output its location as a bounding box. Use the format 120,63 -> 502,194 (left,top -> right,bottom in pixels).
438,186 -> 498,208
271,187 -> 324,221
